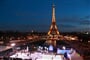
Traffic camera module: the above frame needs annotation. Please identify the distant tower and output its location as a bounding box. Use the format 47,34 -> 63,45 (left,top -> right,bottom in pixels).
48,4 -> 60,39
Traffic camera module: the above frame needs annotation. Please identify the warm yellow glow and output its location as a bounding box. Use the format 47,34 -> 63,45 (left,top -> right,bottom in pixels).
11,43 -> 16,47
47,4 -> 60,39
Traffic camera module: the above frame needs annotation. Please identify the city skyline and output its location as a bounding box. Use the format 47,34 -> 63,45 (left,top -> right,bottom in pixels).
0,0 -> 90,32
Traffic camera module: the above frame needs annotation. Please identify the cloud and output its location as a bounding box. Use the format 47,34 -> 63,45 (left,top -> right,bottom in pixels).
57,16 -> 81,24
16,12 -> 37,17
80,15 -> 90,20
84,15 -> 90,19
58,24 -> 76,28
56,15 -> 90,32
57,15 -> 90,26
79,20 -> 90,25
80,15 -> 90,25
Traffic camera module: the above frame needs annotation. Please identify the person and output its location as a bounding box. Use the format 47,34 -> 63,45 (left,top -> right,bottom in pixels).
64,52 -> 70,60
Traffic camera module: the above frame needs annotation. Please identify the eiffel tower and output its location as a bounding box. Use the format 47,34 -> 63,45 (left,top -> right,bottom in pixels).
48,4 -> 60,39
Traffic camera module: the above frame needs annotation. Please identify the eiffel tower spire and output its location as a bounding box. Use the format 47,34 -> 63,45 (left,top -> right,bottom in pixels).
48,3 -> 59,36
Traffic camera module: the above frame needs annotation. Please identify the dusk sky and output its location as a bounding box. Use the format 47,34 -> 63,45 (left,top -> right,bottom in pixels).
0,0 -> 90,32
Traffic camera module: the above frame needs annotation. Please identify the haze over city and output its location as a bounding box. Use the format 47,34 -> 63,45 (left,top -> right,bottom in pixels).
0,0 -> 90,32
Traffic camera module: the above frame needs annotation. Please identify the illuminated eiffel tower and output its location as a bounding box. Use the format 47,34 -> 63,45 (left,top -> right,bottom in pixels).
48,4 -> 60,39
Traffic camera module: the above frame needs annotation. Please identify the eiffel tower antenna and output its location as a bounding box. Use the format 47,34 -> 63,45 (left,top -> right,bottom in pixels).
52,0 -> 54,4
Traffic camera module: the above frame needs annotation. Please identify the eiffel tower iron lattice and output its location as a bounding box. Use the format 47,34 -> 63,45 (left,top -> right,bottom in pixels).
48,4 -> 60,38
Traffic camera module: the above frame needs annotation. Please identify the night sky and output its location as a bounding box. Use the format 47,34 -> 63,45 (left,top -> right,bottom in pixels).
0,0 -> 90,32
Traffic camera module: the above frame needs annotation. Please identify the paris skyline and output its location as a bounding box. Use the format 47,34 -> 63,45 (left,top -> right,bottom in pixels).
0,0 -> 90,32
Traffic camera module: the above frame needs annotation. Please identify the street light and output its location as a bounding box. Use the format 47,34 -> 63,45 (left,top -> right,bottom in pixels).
11,43 -> 16,52
62,46 -> 66,50
11,43 -> 16,47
